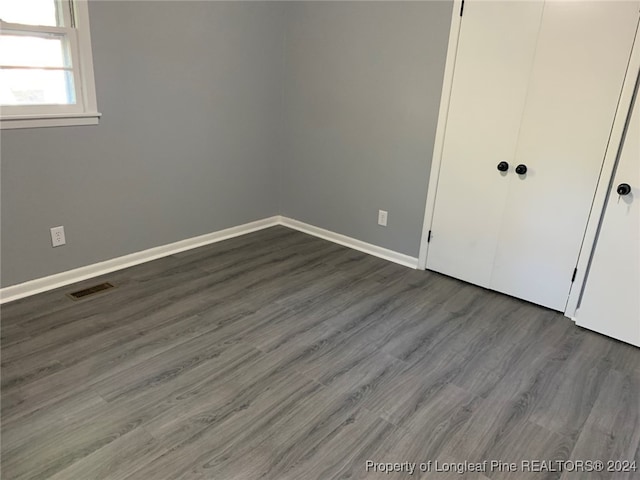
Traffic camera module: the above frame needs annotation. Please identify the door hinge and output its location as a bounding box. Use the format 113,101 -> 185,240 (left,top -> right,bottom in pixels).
460,0 -> 465,16
427,230 -> 432,243
571,268 -> 578,282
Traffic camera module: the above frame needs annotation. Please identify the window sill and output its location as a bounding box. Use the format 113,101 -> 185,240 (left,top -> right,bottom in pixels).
1,112 -> 102,130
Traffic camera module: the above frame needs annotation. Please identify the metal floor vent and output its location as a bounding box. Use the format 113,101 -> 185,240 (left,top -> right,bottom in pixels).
67,282 -> 115,300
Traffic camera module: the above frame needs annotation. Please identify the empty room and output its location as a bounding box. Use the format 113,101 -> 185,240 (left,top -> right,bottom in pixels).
1,0 -> 639,479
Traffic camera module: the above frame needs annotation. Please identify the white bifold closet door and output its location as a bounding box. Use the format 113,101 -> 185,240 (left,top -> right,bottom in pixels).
427,0 -> 639,311
576,80 -> 640,347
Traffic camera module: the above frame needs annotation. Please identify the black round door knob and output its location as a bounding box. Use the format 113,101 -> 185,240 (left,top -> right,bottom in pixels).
617,183 -> 631,196
515,164 -> 528,175
497,161 -> 509,172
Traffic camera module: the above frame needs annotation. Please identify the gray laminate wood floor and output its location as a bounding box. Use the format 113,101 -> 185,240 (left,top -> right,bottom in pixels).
2,227 -> 639,480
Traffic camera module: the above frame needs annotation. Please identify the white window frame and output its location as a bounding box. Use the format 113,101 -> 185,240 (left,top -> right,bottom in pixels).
0,0 -> 100,129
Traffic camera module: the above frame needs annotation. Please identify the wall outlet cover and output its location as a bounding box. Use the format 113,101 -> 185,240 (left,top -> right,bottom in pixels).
50,226 -> 66,247
378,210 -> 388,226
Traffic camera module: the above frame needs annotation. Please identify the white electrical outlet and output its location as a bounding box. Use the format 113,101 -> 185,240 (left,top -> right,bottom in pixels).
50,226 -> 66,247
378,210 -> 388,227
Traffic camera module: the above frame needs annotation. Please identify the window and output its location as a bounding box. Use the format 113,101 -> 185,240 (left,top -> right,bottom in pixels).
0,0 -> 99,128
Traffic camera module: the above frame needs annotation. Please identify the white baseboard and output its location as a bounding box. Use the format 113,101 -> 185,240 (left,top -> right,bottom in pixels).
278,216 -> 419,269
0,216 -> 279,304
0,215 -> 418,304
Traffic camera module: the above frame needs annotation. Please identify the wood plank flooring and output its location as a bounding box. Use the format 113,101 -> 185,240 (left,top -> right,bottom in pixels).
1,226 -> 639,479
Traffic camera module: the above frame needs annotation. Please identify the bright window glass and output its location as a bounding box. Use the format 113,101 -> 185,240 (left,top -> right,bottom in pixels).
0,35 -> 71,68
0,69 -> 75,105
0,0 -> 61,27
0,35 -> 74,105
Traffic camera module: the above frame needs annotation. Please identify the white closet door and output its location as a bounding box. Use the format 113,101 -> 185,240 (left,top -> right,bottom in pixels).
577,82 -> 640,347
427,1 -> 545,287
491,1 -> 640,310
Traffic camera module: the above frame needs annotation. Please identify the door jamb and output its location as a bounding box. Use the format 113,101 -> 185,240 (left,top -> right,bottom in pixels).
565,17 -> 640,318
418,0 -> 464,270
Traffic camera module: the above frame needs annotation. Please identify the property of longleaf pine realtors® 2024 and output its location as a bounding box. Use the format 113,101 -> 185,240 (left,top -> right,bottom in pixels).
364,460 -> 636,475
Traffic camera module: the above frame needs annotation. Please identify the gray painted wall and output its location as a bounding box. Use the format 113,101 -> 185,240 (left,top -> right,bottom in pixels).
280,1 -> 451,257
1,1 -> 286,287
1,0 -> 452,288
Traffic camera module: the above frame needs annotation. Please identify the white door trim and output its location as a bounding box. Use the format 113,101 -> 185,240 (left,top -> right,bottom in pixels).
565,17 -> 640,318
417,0 -> 463,270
